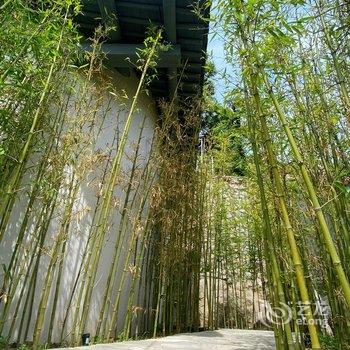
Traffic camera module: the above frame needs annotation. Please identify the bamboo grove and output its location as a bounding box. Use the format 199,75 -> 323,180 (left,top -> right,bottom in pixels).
202,0 -> 350,348
0,0 -> 350,350
0,1 -> 252,348
0,1 -> 183,347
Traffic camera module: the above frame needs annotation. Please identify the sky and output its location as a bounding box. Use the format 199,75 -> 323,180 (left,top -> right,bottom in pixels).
207,27 -> 227,101
206,2 -> 230,103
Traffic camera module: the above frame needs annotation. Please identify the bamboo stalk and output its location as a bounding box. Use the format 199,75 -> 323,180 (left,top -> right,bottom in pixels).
0,7 -> 70,244
261,71 -> 350,307
77,30 -> 163,342
243,85 -> 295,349
96,117 -> 148,339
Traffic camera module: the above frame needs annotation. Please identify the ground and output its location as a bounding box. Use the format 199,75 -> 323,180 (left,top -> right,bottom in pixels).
56,329 -> 275,350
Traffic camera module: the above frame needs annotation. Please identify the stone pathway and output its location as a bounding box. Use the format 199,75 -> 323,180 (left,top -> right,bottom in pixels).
57,329 -> 275,350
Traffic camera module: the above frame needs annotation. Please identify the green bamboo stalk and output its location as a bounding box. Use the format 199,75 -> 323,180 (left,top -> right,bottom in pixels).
0,7 -> 70,243
122,208 -> 153,339
21,197 -> 60,343
153,269 -> 163,338
287,71 -> 350,268
0,192 -> 57,337
1,207 -> 47,339
240,53 -> 321,346
0,6 -> 56,84
32,171 -> 79,349
0,87 -> 70,309
96,117 -> 147,339
106,168 -> 157,340
261,71 -> 350,307
69,113 -> 120,346
224,5 -> 321,341
77,30 -> 162,341
316,0 -> 350,124
243,86 -> 295,349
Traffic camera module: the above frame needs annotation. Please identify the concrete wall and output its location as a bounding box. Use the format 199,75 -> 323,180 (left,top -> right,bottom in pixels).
0,68 -> 158,345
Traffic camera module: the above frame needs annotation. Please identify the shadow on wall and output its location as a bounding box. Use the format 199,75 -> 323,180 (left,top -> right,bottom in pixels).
0,67 -> 158,345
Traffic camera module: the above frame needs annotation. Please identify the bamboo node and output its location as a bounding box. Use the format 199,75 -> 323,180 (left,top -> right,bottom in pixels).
293,263 -> 303,267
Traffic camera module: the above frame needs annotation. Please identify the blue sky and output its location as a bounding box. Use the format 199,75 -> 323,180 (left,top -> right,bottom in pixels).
206,3 -> 229,103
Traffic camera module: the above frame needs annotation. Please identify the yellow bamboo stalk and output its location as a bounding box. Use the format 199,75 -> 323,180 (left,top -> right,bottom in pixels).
261,70 -> 350,307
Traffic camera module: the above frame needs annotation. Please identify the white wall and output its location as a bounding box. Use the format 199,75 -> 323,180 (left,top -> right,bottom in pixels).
0,67 -> 158,345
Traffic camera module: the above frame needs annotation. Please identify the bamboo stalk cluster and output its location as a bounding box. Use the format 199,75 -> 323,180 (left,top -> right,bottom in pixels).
2,1 -> 350,350
0,2 -> 175,347
207,0 -> 350,348
0,3 -> 220,348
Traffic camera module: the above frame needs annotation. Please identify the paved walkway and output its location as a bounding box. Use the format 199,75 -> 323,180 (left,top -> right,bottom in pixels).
59,329 -> 275,350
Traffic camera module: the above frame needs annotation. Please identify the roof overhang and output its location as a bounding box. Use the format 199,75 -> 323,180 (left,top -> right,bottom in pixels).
82,43 -> 182,68
75,0 -> 210,104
